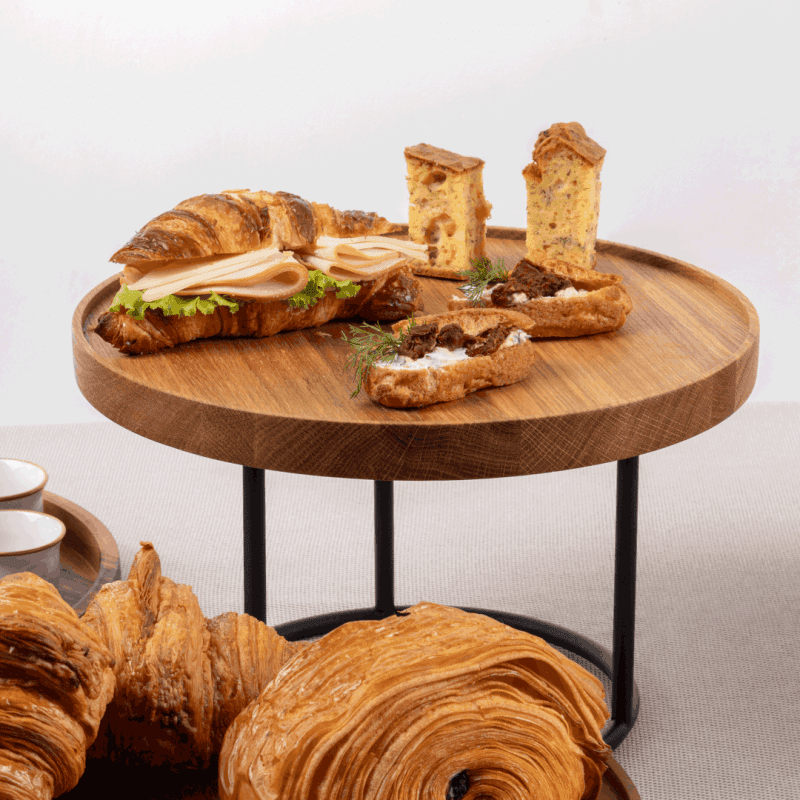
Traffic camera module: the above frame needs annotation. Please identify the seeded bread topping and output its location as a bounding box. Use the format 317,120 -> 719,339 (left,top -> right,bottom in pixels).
405,143 -> 492,275
522,122 -> 604,271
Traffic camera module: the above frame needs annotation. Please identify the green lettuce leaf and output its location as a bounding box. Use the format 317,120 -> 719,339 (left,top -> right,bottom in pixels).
286,270 -> 362,309
108,284 -> 240,320
110,269 -> 361,319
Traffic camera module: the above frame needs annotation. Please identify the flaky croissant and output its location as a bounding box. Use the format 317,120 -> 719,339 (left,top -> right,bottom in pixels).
110,190 -> 403,266
81,541 -> 306,769
0,572 -> 115,800
92,263 -> 423,355
219,602 -> 611,800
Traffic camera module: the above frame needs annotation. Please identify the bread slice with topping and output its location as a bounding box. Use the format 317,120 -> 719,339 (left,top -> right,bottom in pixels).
363,308 -> 536,408
405,144 -> 492,279
448,257 -> 631,338
522,123 -> 605,270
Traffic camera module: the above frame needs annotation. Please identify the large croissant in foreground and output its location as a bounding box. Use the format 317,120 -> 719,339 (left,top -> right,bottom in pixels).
111,189 -> 402,265
220,602 -> 612,800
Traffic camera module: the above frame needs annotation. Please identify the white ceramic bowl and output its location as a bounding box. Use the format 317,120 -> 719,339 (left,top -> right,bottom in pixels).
0,458 -> 48,512
0,510 -> 66,584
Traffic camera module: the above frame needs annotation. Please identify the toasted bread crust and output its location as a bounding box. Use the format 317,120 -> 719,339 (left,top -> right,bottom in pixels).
111,190 -> 402,265
447,264 -> 632,337
364,340 -> 537,408
363,307 -> 538,408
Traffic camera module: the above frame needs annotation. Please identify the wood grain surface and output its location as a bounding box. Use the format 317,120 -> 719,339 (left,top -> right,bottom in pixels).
73,227 -> 759,480
43,491 -> 122,615
59,752 -> 640,800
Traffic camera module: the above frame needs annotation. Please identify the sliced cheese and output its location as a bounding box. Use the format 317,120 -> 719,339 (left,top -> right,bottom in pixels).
173,274 -> 309,300
299,235 -> 427,281
314,235 -> 429,261
130,247 -> 284,293
135,250 -> 310,303
299,252 -> 406,282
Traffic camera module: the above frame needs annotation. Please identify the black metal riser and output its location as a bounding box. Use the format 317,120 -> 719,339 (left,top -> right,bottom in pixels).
243,459 -> 640,750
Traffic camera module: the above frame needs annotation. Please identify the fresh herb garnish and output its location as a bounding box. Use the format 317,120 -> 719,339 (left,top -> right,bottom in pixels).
457,256 -> 509,306
341,317 -> 419,398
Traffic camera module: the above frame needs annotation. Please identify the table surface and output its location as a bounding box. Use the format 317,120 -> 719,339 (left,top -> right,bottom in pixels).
73,226 -> 759,481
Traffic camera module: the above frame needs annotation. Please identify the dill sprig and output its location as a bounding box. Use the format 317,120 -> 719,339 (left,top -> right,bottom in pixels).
341,317 -> 419,398
457,256 -> 509,306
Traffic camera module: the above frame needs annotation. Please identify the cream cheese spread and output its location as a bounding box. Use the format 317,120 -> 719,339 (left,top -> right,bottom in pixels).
479,285 -> 589,301
554,286 -> 589,298
378,329 -> 531,371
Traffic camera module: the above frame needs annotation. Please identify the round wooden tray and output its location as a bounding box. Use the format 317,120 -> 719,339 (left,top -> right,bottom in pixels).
73,226 -> 759,481
43,491 -> 121,614
60,752 -> 640,799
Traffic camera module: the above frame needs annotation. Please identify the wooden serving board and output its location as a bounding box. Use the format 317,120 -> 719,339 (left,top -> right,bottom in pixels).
60,752 -> 640,800
73,227 -> 759,481
43,491 -> 121,614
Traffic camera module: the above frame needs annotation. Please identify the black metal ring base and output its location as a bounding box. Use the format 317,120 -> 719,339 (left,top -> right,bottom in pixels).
248,459 -> 640,751
274,604 -> 640,751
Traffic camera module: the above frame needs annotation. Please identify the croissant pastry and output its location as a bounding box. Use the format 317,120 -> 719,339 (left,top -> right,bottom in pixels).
110,190 -> 403,266
219,602 -> 611,800
81,541 -> 306,769
0,572 -> 115,800
93,263 -> 424,355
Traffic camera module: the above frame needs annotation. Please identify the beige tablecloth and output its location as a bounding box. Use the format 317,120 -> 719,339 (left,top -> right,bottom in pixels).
1,399 -> 799,799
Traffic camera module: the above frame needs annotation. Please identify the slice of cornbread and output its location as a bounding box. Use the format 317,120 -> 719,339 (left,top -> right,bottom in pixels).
404,143 -> 493,279
522,123 -> 606,270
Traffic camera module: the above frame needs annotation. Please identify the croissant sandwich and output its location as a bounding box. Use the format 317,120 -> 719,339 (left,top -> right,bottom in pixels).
342,307 -> 539,408
450,256 -> 632,337
219,602 -> 611,800
93,189 -> 429,354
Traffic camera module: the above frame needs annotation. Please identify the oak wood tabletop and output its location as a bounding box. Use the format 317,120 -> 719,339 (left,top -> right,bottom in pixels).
73,226 -> 759,481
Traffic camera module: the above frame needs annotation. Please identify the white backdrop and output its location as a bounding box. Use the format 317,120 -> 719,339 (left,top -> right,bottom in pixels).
1,0 -> 797,425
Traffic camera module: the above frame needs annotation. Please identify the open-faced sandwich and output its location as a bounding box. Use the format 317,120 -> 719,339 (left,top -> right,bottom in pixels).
92,189 -> 428,354
342,307 -> 538,408
448,256 -> 632,337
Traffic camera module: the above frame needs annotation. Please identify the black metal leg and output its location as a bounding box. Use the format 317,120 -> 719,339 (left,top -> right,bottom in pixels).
611,456 -> 639,742
243,466 -> 267,622
272,463 -> 641,750
374,481 -> 396,616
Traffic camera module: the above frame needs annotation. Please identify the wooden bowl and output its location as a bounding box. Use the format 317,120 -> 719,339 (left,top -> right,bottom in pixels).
43,491 -> 121,614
